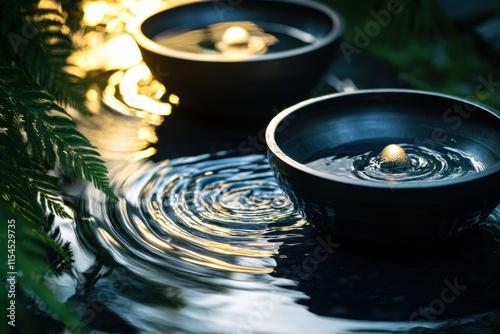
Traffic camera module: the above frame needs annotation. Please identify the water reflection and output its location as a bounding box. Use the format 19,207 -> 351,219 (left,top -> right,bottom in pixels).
78,153 -> 306,279
52,1 -> 500,333
276,208 -> 500,322
153,21 -> 280,56
64,127 -> 500,334
305,141 -> 486,183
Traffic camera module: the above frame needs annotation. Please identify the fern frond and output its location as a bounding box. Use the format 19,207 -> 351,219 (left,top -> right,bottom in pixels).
22,6 -> 89,113
0,178 -> 45,228
35,173 -> 73,219
0,150 -> 69,226
1,2 -> 89,114
0,199 -> 82,333
61,0 -> 84,33
47,219 -> 74,274
0,65 -> 117,200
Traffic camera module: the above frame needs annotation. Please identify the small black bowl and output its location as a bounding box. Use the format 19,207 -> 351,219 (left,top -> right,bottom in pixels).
128,0 -> 343,120
266,89 -> 500,247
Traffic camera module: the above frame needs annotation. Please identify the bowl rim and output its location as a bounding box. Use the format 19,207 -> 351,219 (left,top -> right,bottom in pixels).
127,0 -> 344,63
265,88 -> 500,190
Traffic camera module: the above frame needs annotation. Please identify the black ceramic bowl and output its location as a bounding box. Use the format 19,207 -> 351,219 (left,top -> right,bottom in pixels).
128,0 -> 343,120
266,89 -> 500,247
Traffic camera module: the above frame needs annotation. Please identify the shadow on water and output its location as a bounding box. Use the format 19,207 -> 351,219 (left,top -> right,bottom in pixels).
274,207 -> 500,324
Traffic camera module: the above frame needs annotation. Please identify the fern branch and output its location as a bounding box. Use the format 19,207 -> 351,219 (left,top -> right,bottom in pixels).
0,65 -> 117,200
1,1 -> 89,114
0,199 -> 82,332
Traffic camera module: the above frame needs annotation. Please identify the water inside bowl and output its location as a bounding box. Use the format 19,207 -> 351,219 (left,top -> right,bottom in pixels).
304,138 -> 485,183
153,21 -> 317,56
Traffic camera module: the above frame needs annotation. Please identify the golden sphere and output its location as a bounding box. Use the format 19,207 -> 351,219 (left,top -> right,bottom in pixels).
379,144 -> 409,164
222,26 -> 250,46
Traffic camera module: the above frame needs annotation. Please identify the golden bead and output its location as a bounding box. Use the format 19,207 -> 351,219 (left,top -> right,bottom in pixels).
379,144 -> 409,164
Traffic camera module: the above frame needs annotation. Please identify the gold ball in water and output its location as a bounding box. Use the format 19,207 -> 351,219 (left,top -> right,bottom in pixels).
379,144 -> 409,165
222,26 -> 250,46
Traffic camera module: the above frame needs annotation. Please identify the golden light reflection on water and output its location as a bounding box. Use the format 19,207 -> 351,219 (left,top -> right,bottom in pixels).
73,1 -> 304,276
134,216 -> 174,251
153,20 -> 279,58
168,94 -> 180,106
82,0 -> 163,27
39,0 -> 62,10
181,254 -> 273,274
101,64 -> 171,120
104,34 -> 142,69
71,0 -> 176,123
83,1 -> 108,26
120,63 -> 171,115
98,227 -> 123,249
126,0 -> 162,17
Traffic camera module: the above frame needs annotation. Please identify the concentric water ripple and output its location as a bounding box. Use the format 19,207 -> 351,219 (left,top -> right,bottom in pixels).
77,153 -> 307,285
306,142 -> 484,182
70,151 -> 500,334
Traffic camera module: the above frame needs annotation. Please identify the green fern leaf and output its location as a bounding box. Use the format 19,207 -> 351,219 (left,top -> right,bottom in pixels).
2,3 -> 90,114
0,65 -> 117,201
0,138 -> 72,266
61,0 -> 84,33
0,199 -> 82,333
0,147 -> 70,225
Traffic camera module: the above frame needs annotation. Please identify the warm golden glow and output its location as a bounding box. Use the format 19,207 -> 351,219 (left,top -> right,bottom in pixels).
181,255 -> 273,274
109,70 -> 125,86
104,34 -> 142,70
106,18 -> 124,33
38,0 -> 61,10
134,147 -> 158,160
86,88 -> 99,102
102,84 -> 130,115
379,144 -> 409,164
222,26 -> 251,46
85,88 -> 101,114
98,227 -> 122,248
214,22 -> 278,56
135,217 -> 174,251
120,64 -> 171,116
83,1 -> 108,26
138,126 -> 158,143
168,94 -> 180,106
127,0 -> 162,17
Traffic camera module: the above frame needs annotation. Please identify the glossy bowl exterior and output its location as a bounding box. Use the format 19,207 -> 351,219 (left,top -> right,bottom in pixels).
129,0 -> 343,120
266,89 -> 500,247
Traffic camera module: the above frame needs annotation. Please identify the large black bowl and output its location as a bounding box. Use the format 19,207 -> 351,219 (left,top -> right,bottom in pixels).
128,0 -> 343,120
266,89 -> 500,247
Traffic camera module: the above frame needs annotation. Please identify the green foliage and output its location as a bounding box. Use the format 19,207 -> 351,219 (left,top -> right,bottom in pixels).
0,0 -> 116,331
321,0 -> 500,109
0,199 -> 84,334
0,66 -> 116,200
1,0 -> 89,114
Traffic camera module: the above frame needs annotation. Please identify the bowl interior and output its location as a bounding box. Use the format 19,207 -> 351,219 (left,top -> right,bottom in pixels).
138,0 -> 341,60
270,90 -> 500,181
